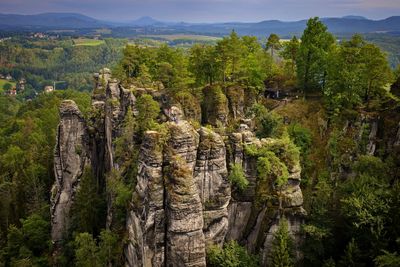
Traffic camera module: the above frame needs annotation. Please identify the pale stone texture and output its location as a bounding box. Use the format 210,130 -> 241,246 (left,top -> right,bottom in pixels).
51,100 -> 90,245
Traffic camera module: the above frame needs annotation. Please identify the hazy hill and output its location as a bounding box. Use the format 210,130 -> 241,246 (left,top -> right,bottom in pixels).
0,12 -> 400,36
0,12 -> 107,29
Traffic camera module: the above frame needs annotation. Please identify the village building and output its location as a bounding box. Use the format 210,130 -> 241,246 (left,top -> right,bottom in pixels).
5,74 -> 12,81
33,32 -> 47,39
44,85 -> 54,93
17,78 -> 26,91
6,88 -> 17,96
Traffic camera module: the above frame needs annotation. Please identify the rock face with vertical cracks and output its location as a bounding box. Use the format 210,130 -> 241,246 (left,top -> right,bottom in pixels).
126,121 -> 208,267
225,129 -> 306,266
165,121 -> 205,267
195,127 -> 230,247
52,71 -> 306,266
51,100 -> 89,245
125,131 -> 165,267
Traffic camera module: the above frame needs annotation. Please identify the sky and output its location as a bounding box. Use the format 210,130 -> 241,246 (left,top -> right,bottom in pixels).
0,0 -> 399,22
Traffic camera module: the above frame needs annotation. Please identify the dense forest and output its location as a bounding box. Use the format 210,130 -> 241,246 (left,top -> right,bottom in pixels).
0,37 -> 125,96
1,17 -> 400,266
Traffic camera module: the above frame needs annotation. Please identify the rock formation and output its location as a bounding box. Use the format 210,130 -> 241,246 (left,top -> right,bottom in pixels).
51,69 -> 306,266
195,127 -> 230,247
125,131 -> 165,267
51,100 -> 90,246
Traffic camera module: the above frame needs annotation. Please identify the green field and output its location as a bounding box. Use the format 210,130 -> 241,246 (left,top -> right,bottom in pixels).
140,34 -> 221,42
0,79 -> 16,93
73,38 -> 105,46
95,28 -> 112,34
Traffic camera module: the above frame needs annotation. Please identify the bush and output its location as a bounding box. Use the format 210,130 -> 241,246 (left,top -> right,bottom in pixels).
288,123 -> 312,155
271,218 -> 294,267
375,250 -> 400,267
353,155 -> 387,178
228,163 -> 249,191
74,230 -> 121,267
136,94 -> 160,135
0,214 -> 50,266
207,240 -> 259,267
3,83 -> 12,91
249,103 -> 283,138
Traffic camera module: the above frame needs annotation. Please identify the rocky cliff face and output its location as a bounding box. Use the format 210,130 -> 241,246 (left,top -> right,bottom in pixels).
51,69 -> 306,266
225,128 -> 305,265
51,100 -> 90,246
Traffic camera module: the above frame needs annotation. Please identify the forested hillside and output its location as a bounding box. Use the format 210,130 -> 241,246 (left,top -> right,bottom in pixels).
1,17 -> 400,267
0,38 -> 126,96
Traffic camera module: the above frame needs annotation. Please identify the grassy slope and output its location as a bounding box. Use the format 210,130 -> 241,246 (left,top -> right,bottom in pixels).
73,38 -> 105,46
0,79 -> 16,93
140,34 -> 221,41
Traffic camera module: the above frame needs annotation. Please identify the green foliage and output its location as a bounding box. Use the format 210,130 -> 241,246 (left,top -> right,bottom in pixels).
72,166 -> 106,235
324,34 -> 393,115
245,134 -> 300,171
115,30 -> 275,92
353,155 -> 387,178
0,38 -> 124,93
297,17 -> 335,92
375,251 -> 400,267
271,218 -> 294,267
338,238 -> 362,267
244,134 -> 299,207
288,123 -> 312,155
0,213 -> 50,266
1,23 -> 400,267
228,163 -> 249,191
0,91 -> 90,246
301,172 -> 335,266
257,153 -> 289,188
106,169 -> 132,230
338,156 -> 391,263
249,103 -> 283,138
97,230 -> 121,266
74,229 -> 121,267
189,44 -> 221,86
74,233 -> 99,267
3,82 -> 12,91
341,174 -> 390,242
207,240 -> 259,267
266,33 -> 282,57
281,36 -> 300,74
173,90 -> 202,122
114,107 -> 137,170
201,85 -> 229,125
135,94 -> 160,135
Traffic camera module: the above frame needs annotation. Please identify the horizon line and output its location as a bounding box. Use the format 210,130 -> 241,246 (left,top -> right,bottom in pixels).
2,11 -> 398,24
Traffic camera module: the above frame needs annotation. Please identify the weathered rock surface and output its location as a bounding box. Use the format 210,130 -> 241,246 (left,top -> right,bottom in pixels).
195,127 -> 230,246
226,85 -> 245,120
52,70 -> 306,266
225,129 -> 305,265
51,100 -> 89,244
164,121 -> 205,267
201,85 -> 229,126
125,131 -> 165,267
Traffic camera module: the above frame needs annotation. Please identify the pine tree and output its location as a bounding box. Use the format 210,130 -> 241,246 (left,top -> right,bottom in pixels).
271,218 -> 294,267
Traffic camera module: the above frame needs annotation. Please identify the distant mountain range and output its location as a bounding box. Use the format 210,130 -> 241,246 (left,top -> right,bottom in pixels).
0,13 -> 108,29
0,12 -> 400,37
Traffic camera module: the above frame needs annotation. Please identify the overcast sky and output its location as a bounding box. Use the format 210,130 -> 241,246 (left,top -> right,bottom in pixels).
0,0 -> 399,22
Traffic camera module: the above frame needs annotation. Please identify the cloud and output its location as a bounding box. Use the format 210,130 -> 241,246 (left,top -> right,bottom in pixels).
0,0 -> 399,21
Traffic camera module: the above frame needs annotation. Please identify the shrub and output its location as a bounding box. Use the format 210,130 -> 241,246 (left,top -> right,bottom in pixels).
136,94 -> 160,135
271,218 -> 294,267
207,240 -> 259,267
249,103 -> 283,138
228,163 -> 249,191
288,123 -> 312,155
